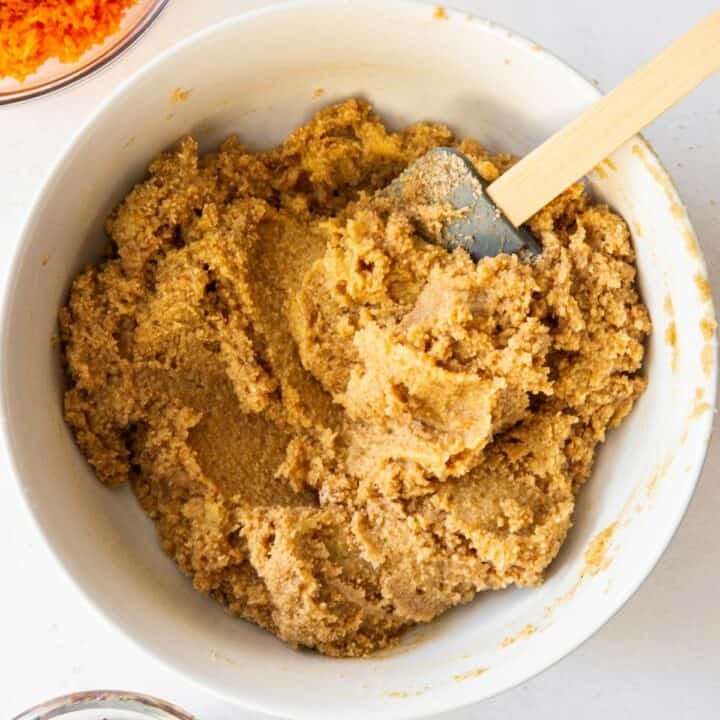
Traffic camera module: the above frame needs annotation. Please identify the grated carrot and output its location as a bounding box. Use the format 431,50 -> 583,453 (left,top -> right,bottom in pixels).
0,0 -> 138,82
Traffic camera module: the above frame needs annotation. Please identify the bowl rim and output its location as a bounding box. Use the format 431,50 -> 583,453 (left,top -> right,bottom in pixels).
12,690 -> 195,720
0,0 -> 170,106
1,1 -> 716,718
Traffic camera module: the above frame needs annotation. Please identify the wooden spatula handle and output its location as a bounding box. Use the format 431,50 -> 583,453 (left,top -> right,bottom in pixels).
487,8 -> 720,227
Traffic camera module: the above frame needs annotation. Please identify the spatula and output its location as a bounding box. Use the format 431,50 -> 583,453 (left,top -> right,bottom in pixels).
389,7 -> 720,260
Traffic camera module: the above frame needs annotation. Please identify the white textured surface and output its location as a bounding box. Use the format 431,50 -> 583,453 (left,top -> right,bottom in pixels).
1,0 -> 718,718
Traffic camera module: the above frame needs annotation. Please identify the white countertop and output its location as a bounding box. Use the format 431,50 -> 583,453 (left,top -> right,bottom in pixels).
2,1 -> 719,717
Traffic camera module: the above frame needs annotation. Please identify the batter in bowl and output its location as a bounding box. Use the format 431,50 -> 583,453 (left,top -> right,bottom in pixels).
60,99 -> 650,656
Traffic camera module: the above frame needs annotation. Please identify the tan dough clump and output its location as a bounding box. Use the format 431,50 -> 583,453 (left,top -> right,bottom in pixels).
60,99 -> 650,657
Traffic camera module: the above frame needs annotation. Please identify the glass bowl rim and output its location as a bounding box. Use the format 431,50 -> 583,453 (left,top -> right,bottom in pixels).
12,690 -> 196,720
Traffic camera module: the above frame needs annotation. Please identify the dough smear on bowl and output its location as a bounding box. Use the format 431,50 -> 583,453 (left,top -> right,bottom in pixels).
60,99 -> 650,657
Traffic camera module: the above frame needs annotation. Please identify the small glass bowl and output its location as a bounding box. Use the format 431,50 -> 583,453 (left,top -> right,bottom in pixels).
12,691 -> 196,720
0,0 -> 169,105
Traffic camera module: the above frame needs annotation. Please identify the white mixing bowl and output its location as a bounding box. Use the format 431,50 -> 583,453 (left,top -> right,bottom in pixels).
2,2 -> 716,718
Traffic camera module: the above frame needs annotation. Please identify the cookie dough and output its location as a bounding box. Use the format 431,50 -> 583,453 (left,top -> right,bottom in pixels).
60,99 -> 650,657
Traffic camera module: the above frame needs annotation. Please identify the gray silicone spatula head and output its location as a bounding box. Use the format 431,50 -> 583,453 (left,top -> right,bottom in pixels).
382,147 -> 541,261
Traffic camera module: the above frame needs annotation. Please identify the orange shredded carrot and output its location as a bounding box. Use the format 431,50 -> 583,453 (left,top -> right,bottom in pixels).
0,0 -> 138,82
